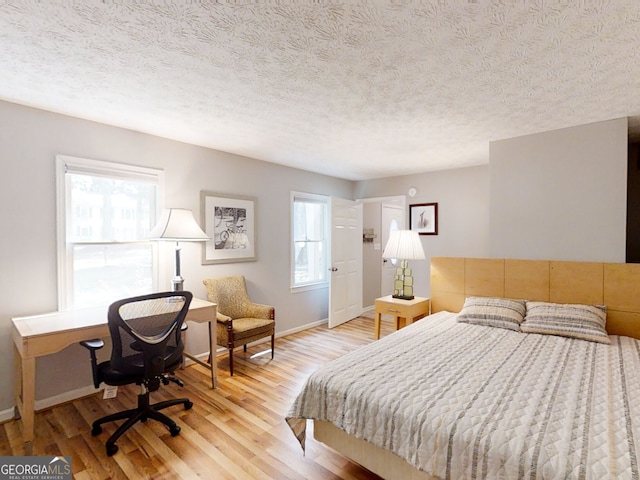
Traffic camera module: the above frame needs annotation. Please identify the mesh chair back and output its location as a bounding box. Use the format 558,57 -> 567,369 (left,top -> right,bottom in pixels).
108,291 -> 192,382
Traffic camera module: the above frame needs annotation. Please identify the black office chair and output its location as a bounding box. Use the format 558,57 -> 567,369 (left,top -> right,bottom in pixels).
80,291 -> 194,456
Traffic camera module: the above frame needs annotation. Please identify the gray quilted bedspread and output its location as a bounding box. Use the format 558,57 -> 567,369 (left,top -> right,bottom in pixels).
286,311 -> 640,479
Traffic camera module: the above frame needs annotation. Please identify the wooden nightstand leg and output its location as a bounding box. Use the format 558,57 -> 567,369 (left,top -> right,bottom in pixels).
375,312 -> 382,340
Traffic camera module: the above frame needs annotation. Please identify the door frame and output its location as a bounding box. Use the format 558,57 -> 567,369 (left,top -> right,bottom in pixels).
381,203 -> 405,297
358,195 -> 406,307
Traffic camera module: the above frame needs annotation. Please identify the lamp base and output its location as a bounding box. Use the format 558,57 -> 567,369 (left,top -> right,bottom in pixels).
392,260 -> 415,300
172,276 -> 184,292
392,294 -> 415,301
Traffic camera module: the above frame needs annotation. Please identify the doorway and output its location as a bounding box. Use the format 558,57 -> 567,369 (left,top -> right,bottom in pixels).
380,204 -> 404,296
360,196 -> 406,308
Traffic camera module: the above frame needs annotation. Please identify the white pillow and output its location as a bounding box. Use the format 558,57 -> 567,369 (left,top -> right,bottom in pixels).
457,297 -> 526,331
521,301 -> 609,344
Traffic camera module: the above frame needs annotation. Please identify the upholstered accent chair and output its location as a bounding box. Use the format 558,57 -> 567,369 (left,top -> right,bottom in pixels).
202,275 -> 275,376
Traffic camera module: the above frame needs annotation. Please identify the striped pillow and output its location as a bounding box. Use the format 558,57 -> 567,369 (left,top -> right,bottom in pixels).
521,301 -> 610,344
457,297 -> 526,331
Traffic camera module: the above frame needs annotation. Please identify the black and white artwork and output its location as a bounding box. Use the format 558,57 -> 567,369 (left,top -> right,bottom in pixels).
410,202 -> 438,235
201,192 -> 257,264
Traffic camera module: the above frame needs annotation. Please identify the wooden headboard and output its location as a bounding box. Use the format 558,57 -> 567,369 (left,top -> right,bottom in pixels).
430,257 -> 640,339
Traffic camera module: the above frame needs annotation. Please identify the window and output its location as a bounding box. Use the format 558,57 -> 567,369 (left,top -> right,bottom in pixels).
56,155 -> 164,309
291,192 -> 329,289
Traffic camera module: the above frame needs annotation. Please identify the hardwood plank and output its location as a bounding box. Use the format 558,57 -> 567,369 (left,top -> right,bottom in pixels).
2,316 -> 385,479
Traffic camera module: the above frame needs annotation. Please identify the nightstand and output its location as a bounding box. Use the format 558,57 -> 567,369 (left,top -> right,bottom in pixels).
374,295 -> 430,339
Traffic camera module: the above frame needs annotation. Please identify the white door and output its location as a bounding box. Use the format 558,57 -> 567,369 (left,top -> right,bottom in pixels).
381,204 -> 404,296
329,197 -> 363,328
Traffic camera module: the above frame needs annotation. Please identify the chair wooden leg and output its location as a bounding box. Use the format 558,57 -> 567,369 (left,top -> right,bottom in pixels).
271,334 -> 275,359
227,323 -> 235,376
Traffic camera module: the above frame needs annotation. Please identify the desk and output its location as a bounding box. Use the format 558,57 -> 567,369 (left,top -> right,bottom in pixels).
374,295 -> 430,339
12,297 -> 216,453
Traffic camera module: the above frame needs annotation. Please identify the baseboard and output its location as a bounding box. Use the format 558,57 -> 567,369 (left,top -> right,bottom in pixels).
184,317 -> 328,363
0,385 -> 102,424
0,406 -> 16,424
8,317 -> 331,416
276,318 -> 327,337
35,384 -> 102,411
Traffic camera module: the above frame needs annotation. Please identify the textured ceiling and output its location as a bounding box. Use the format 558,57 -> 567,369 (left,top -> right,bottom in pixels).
1,2 -> 640,181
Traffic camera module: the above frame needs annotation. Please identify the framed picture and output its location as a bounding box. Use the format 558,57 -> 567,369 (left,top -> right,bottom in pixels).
410,202 -> 438,235
201,191 -> 257,264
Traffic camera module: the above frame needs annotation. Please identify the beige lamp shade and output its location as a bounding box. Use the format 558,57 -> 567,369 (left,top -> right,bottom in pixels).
148,208 -> 209,291
148,208 -> 209,241
382,230 -> 425,260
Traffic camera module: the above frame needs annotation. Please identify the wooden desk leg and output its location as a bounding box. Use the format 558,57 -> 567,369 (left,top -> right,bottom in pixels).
18,354 -> 35,454
374,311 -> 382,340
180,329 -> 186,370
208,321 -> 217,389
184,320 -> 218,388
13,343 -> 22,421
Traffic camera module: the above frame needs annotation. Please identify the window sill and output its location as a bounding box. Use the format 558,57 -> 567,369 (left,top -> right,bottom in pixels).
290,282 -> 328,294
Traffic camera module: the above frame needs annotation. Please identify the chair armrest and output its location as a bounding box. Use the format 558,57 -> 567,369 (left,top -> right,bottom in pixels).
80,339 -> 104,350
217,312 -> 232,324
244,303 -> 275,320
216,305 -> 275,323
79,339 -> 104,389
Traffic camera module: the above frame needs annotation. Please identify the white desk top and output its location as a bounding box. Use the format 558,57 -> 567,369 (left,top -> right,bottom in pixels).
12,297 -> 216,339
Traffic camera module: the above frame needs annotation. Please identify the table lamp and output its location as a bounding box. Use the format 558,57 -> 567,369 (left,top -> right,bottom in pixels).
148,208 -> 210,291
382,229 -> 425,300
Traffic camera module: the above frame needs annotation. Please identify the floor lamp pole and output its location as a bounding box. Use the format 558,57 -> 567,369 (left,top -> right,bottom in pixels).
172,241 -> 184,291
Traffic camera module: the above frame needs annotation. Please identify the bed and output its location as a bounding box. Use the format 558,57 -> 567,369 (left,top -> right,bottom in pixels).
286,257 -> 640,480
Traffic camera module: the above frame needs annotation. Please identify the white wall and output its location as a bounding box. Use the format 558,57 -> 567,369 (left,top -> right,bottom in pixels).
0,100 -> 354,411
355,165 -> 491,299
355,118 -> 629,301
489,118 -> 628,262
1,100 -> 629,415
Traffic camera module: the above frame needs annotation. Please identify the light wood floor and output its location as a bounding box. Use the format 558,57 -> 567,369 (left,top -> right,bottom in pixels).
1,315 -> 396,479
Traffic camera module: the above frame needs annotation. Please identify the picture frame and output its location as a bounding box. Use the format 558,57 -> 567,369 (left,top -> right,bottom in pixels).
410,202 -> 438,235
201,191 -> 257,264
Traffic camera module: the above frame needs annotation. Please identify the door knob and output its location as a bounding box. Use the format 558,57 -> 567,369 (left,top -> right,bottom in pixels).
329,267 -> 338,272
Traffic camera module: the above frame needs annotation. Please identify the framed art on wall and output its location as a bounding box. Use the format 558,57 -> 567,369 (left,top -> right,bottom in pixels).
410,202 -> 438,235
201,191 -> 257,264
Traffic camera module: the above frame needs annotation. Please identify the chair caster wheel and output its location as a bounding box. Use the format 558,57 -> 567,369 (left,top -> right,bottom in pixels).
185,401 -> 193,410
170,425 -> 181,436
91,425 -> 102,436
106,444 -> 118,456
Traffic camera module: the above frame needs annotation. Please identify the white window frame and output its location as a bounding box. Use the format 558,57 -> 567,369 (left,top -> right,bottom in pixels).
291,191 -> 329,292
56,155 -> 165,310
